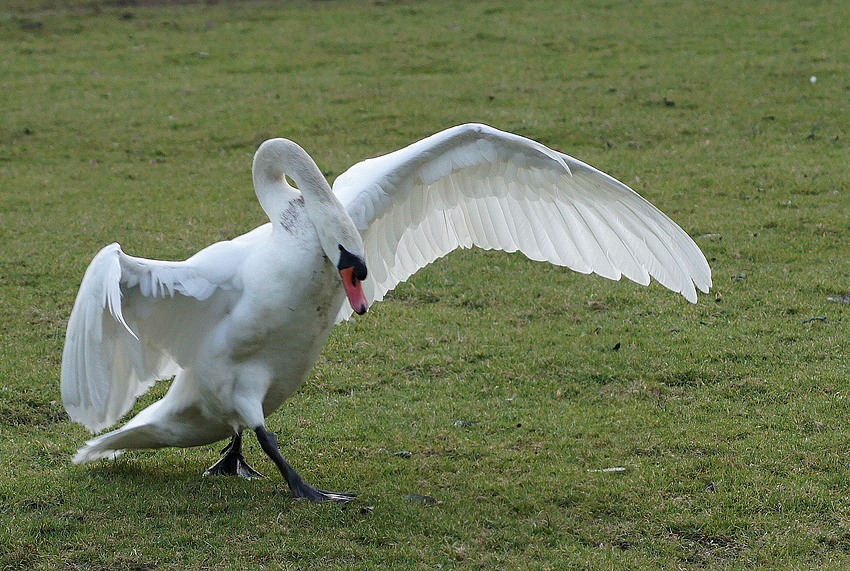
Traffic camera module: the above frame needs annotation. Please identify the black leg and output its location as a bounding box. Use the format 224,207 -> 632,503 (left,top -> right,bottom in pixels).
254,425 -> 355,504
203,433 -> 264,479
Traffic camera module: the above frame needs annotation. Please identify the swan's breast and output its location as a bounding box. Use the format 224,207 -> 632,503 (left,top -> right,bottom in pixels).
205,196 -> 347,413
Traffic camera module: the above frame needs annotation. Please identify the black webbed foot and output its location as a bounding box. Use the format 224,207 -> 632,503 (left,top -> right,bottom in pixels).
203,434 -> 265,479
292,484 -> 357,504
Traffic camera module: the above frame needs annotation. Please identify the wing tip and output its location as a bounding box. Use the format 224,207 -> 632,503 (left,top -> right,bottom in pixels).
681,271 -> 712,304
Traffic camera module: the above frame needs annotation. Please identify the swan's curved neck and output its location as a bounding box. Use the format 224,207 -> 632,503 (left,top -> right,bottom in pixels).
252,138 -> 335,220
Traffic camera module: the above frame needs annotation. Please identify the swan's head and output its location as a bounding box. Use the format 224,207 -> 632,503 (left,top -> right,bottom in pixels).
337,245 -> 368,315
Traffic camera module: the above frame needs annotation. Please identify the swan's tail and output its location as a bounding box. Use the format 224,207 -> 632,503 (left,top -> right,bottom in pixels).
72,425 -> 164,464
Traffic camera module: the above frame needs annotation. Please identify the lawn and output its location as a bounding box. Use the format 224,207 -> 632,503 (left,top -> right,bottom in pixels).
1,0 -> 849,569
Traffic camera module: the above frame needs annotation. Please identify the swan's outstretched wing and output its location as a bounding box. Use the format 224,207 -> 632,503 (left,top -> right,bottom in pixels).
60,225 -> 271,432
333,123 -> 711,321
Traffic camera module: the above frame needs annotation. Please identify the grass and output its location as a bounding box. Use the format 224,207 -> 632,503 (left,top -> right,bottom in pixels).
1,0 -> 849,568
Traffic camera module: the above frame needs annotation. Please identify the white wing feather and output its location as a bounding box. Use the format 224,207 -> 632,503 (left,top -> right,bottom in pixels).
60,225 -> 270,432
333,123 -> 711,322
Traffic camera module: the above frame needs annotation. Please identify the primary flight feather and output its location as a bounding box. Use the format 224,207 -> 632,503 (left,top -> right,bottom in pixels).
61,123 -> 711,502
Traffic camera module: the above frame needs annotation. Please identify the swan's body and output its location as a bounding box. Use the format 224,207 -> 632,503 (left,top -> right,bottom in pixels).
62,124 -> 711,502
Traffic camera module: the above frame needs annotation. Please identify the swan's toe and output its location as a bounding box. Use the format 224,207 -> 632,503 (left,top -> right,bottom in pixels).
293,486 -> 357,504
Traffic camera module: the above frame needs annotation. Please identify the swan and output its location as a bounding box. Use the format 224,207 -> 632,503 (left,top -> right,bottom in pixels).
61,123 -> 711,503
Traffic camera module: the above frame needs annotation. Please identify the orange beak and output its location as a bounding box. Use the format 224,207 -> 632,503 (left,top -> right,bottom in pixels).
339,266 -> 368,315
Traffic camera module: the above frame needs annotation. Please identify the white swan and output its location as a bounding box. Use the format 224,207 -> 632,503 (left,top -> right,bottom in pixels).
61,123 -> 711,502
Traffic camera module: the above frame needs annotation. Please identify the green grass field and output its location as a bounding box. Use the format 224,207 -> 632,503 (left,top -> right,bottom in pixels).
1,0 -> 848,568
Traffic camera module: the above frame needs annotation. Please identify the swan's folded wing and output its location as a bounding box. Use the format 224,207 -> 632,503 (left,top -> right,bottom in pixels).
60,227 -> 268,432
332,123 -> 711,322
